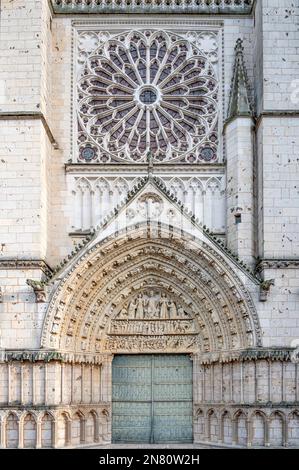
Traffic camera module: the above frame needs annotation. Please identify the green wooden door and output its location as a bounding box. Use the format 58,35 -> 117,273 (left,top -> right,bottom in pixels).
112,354 -> 193,444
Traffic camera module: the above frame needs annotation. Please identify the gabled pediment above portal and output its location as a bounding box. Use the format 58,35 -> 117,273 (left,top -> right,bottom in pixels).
89,178 -> 206,247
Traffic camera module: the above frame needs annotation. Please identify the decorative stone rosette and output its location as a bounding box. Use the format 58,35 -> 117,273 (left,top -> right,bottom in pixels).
77,30 -> 219,164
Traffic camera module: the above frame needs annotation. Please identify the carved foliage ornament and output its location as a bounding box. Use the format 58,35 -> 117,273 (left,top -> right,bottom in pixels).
77,30 -> 219,164
53,1 -> 254,15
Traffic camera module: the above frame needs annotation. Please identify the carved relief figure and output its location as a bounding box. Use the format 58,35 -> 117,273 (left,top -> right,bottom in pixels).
177,305 -> 186,318
116,291 -> 190,321
135,294 -> 145,319
159,293 -> 168,319
125,302 -> 134,318
146,291 -> 158,318
168,300 -> 178,319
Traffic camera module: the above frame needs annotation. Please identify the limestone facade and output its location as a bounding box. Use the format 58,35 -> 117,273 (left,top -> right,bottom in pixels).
0,0 -> 299,448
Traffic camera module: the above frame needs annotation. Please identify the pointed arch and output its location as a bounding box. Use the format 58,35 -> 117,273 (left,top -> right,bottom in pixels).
288,410 -> 299,447
86,410 -> 97,443
23,412 -> 37,448
251,411 -> 267,447
41,223 -> 261,355
205,177 -> 225,232
195,408 -> 205,441
58,412 -> 71,448
169,177 -> 186,206
41,412 -> 54,448
5,412 -> 19,449
187,177 -> 204,224
73,177 -> 93,231
115,177 -> 129,195
93,177 -> 111,225
207,409 -> 218,443
234,410 -> 248,447
221,410 -> 233,445
269,411 -> 286,447
72,411 -> 84,446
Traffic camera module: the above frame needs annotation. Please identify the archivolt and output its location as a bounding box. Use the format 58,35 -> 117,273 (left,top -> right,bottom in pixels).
42,224 -> 261,354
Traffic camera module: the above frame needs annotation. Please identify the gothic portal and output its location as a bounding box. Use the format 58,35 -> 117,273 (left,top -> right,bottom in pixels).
0,0 -> 299,449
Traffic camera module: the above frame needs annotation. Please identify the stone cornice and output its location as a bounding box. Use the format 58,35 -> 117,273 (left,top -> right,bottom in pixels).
51,0 -> 255,15
195,402 -> 299,409
0,259 -> 53,277
0,112 -> 58,149
1,348 -> 295,365
255,111 -> 299,129
198,348 -> 295,365
1,350 -> 110,365
256,259 -> 299,272
65,163 -> 226,175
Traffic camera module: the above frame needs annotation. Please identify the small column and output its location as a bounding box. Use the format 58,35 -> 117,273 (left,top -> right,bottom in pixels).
232,418 -> 237,446
240,362 -> 244,404
81,363 -> 85,404
52,419 -> 59,449
44,364 -> 48,406
283,418 -> 288,448
230,363 -> 234,403
66,419 -> 72,447
220,363 -> 224,403
60,364 -> 64,404
246,418 -> 252,448
18,418 -> 24,449
32,364 -> 36,406
0,418 -> 6,448
268,360 -> 272,403
71,363 -> 74,404
296,363 -> 299,402
219,415 -> 224,444
204,415 -> 210,442
8,364 -> 12,405
192,354 -> 199,404
265,418 -> 270,447
36,420 -> 42,449
101,355 -> 114,403
90,365 -> 94,404
95,416 -> 100,443
20,364 -> 24,405
80,418 -> 86,444
202,365 -> 206,403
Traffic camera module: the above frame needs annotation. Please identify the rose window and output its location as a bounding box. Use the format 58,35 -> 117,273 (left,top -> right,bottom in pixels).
77,30 -> 219,163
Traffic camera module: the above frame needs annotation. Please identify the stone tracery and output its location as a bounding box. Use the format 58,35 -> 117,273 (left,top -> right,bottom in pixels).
77,30 -> 219,163
71,175 -> 226,233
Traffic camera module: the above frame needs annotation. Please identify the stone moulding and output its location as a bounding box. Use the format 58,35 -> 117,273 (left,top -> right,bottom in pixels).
51,0 -> 255,15
1,350 -> 109,365
256,259 -> 299,272
0,259 -> 53,277
199,348 -> 295,364
0,348 -> 295,365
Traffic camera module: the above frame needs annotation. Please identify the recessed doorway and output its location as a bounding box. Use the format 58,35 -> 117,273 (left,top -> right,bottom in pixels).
112,354 -> 193,444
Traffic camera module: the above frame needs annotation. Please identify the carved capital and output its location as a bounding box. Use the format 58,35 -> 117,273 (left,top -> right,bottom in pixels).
259,280 -> 275,302
26,279 -> 47,303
